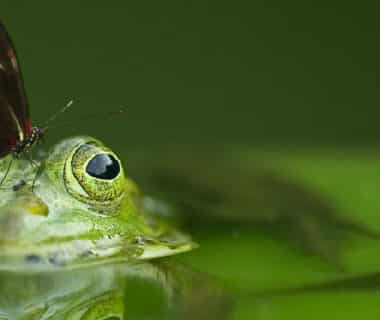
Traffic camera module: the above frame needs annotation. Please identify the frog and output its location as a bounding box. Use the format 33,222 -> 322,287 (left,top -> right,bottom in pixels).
1,136 -> 380,319
0,136 -> 231,319
0,136 -> 197,270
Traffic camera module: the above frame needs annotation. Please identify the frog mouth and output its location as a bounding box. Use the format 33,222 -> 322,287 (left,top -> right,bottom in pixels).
0,235 -> 197,272
0,201 -> 197,272
0,237 -> 135,272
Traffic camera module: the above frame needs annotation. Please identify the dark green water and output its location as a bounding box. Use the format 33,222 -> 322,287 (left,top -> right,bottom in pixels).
1,1 -> 380,319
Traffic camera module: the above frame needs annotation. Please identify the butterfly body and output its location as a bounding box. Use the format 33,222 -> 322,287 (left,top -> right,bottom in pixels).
11,126 -> 45,158
0,21 -> 43,159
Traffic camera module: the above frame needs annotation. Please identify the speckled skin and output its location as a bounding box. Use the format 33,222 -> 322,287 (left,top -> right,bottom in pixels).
0,136 -> 195,271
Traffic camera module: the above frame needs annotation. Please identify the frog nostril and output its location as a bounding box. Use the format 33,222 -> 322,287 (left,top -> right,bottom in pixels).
25,254 -> 42,264
86,153 -> 120,180
12,179 -> 26,191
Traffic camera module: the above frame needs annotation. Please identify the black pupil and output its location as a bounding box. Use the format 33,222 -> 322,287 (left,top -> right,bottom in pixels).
86,153 -> 120,180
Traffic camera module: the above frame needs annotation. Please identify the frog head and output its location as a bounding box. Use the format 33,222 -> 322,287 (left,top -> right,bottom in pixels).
0,136 -> 195,271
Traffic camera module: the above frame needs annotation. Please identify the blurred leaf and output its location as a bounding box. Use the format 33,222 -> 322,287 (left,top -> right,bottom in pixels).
127,146 -> 380,319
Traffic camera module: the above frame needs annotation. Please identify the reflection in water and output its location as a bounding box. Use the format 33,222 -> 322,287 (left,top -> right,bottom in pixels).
0,264 -> 125,319
4,258 -> 380,319
0,261 -> 230,320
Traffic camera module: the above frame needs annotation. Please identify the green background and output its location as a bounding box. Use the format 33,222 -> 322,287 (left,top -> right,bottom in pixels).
1,1 -> 379,150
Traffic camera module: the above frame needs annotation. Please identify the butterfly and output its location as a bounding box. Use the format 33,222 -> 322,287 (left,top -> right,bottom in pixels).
0,21 -> 44,160
0,21 -> 122,187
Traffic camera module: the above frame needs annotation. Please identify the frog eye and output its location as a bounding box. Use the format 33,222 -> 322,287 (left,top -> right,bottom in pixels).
86,153 -> 120,180
64,142 -> 126,207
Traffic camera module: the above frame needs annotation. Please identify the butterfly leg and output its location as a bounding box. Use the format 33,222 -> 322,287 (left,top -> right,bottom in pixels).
31,164 -> 44,192
22,153 -> 41,191
25,153 -> 38,168
0,157 -> 13,187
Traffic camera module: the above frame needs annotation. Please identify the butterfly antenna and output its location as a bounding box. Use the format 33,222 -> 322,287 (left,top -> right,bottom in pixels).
45,108 -> 126,130
43,99 -> 74,129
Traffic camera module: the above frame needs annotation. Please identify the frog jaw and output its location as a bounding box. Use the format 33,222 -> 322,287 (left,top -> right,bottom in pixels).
0,195 -> 195,272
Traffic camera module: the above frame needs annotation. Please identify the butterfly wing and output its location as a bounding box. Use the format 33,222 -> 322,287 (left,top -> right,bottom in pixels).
0,21 -> 30,157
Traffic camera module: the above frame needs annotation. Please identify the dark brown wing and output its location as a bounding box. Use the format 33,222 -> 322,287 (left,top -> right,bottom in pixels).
0,21 -> 30,157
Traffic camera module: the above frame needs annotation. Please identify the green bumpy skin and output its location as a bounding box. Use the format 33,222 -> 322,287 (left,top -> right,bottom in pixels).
0,136 -> 195,271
